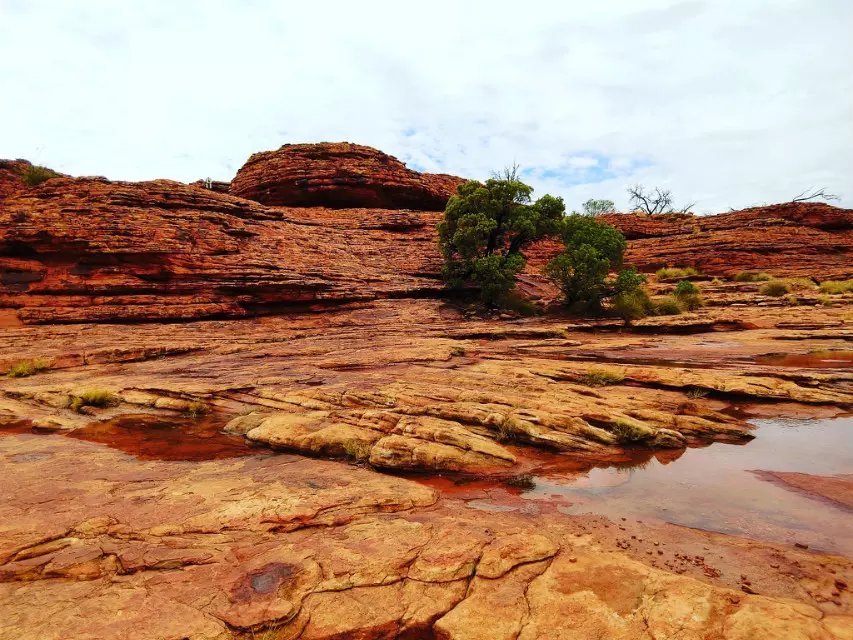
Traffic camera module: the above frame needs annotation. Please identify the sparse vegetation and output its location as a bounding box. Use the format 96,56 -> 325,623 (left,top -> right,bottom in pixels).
186,401 -> 210,418
438,166 -> 564,305
505,474 -> 536,490
819,279 -> 853,295
651,296 -> 683,315
733,271 -> 772,282
611,420 -> 651,444
673,280 -> 703,310
686,387 -> 709,399
67,389 -> 119,413
342,440 -> 372,462
6,357 -> 52,378
450,346 -> 466,357
612,288 -> 652,321
21,165 -> 60,187
611,269 -> 652,321
656,266 -> 699,281
782,277 -> 816,291
760,280 -> 791,297
578,368 -> 625,387
496,421 -> 520,443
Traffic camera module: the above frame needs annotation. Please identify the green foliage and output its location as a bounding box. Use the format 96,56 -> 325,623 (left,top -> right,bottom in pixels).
686,387 -> 709,399
819,279 -> 853,294
578,368 -> 625,387
544,214 -> 626,308
673,280 -> 703,310
613,289 -> 652,321
450,346 -> 466,357
673,280 -> 698,296
67,389 -> 119,413
582,198 -> 616,216
438,171 -> 565,305
614,267 -> 647,295
652,296 -> 683,315
21,165 -> 60,187
611,420 -> 651,444
733,271 -> 772,282
760,280 -> 791,297
6,357 -> 51,378
656,266 -> 699,281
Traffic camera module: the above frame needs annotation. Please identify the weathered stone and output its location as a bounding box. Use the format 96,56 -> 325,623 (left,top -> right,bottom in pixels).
229,141 -> 466,209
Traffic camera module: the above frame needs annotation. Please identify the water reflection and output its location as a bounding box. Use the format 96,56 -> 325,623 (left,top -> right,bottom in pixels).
528,417 -> 852,555
67,413 -> 260,461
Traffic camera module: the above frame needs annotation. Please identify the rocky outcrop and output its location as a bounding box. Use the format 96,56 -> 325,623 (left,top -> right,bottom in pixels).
1,149 -> 850,325
0,176 -> 445,324
1,433 -> 850,639
229,142 -> 466,209
0,160 -> 33,202
606,203 -> 853,279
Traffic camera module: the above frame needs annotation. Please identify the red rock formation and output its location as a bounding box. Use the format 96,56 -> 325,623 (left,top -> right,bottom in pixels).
529,203 -> 853,280
0,160 -> 32,202
1,148 -> 850,325
229,142 -> 466,210
0,176 -> 444,324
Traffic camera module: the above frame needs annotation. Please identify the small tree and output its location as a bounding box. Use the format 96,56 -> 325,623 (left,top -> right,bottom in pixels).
582,198 -> 616,216
627,184 -> 694,214
438,168 -> 565,305
544,214 -> 627,309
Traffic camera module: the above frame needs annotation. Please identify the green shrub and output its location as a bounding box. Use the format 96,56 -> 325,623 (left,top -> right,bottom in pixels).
21,165 -> 60,187
656,266 -> 699,281
544,214 -> 627,309
613,289 -> 652,321
818,279 -> 853,295
733,271 -> 772,282
760,280 -> 791,297
450,346 -> 466,357
614,267 -> 647,295
673,280 -> 703,310
67,389 -> 119,413
6,357 -> 52,378
578,368 -> 625,387
438,168 -> 565,305
611,420 -> 651,444
673,280 -> 698,296
686,387 -> 709,399
652,296 -> 683,315
496,291 -> 538,316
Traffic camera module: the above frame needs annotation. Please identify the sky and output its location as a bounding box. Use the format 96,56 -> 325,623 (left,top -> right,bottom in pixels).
1,0 -> 851,213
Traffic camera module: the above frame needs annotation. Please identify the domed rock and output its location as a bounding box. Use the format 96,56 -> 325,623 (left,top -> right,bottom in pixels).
229,142 -> 466,210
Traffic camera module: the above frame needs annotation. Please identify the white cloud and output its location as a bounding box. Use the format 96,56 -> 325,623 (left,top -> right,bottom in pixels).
1,0 -> 851,213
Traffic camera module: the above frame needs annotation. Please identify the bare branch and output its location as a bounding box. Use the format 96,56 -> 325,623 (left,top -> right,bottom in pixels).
791,187 -> 840,203
627,184 -> 686,215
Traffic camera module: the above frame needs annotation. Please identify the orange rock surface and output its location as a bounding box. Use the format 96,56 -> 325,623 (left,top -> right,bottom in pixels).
1,144 -> 852,639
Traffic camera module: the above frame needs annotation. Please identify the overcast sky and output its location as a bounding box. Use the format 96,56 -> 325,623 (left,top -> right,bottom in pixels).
1,0 -> 851,212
